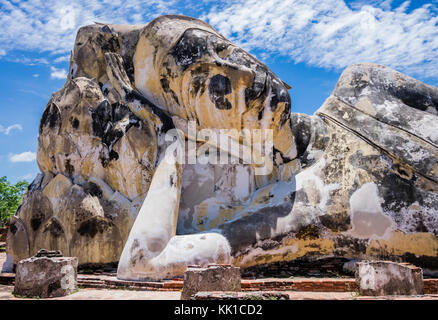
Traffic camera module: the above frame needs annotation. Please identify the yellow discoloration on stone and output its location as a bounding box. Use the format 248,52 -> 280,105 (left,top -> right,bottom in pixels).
415,175 -> 438,192
208,205 -> 245,229
194,202 -> 209,232
431,156 -> 438,179
134,37 -> 166,109
356,97 -> 377,117
233,237 -> 335,269
278,159 -> 298,181
106,130 -> 155,201
367,231 -> 438,257
273,116 -> 296,159
390,158 -> 414,180
354,169 -> 376,186
250,184 -> 274,206
42,174 -> 72,199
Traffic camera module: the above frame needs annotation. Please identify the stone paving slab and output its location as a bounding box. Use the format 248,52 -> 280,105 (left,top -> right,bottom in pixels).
0,285 -> 180,300
1,285 -> 438,300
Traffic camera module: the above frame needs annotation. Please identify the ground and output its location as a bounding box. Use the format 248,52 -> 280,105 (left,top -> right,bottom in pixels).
1,250 -> 438,300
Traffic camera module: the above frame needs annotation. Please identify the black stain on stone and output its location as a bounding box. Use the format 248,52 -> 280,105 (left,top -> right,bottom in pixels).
99,33 -> 120,52
30,210 -> 45,231
208,74 -> 232,110
160,78 -> 170,92
414,212 -> 428,233
39,103 -> 60,134
47,280 -> 61,296
380,173 -> 423,213
92,100 -> 112,139
171,29 -> 207,70
333,236 -> 368,255
245,65 -> 267,105
392,162 -> 410,179
9,222 -> 17,235
268,77 -> 291,112
44,219 -> 64,238
92,101 -> 143,170
83,181 -> 103,198
123,89 -> 175,132
296,224 -> 320,240
190,67 -> 209,97
219,198 -> 294,254
65,159 -> 74,176
170,175 -> 175,187
112,102 -> 133,123
320,213 -> 351,232
290,113 -> 312,158
77,218 -> 111,238
109,150 -> 119,161
389,84 -> 437,113
70,117 -> 80,129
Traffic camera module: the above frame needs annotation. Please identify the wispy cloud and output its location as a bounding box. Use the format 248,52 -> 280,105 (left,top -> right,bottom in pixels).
7,56 -> 49,66
19,173 -> 36,181
0,0 -> 177,55
53,55 -> 70,63
9,151 -> 36,163
1,0 -> 438,81
204,0 -> 438,79
50,66 -> 67,80
0,124 -> 22,135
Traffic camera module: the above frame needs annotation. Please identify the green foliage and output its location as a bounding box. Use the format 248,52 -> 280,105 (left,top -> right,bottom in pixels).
0,176 -> 29,227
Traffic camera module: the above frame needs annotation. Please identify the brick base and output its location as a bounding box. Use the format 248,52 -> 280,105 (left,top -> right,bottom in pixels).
2,272 -> 437,294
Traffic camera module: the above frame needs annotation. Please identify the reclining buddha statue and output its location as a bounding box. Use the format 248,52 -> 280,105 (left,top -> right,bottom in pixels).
5,15 -> 438,280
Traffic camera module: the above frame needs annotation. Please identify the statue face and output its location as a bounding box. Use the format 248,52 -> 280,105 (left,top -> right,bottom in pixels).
135,16 -> 297,161
160,29 -> 291,130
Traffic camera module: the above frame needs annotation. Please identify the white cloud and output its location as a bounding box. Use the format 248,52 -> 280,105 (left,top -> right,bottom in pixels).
0,124 -> 22,135
9,151 -> 36,163
53,55 -> 70,63
7,56 -> 49,66
0,0 -> 177,55
50,66 -> 67,79
20,173 -> 36,181
204,0 -> 438,79
33,74 -> 39,78
349,0 -> 394,11
1,0 -> 437,81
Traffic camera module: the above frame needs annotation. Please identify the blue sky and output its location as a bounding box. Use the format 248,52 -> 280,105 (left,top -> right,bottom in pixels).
0,0 -> 437,183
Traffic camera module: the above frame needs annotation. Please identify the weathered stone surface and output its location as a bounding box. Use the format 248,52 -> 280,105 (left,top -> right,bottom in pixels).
14,254 -> 78,298
181,265 -> 241,300
193,291 -> 289,300
7,15 -> 438,280
356,261 -> 423,296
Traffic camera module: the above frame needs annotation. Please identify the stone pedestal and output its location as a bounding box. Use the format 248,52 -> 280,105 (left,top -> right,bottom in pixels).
14,251 -> 78,298
181,264 -> 241,300
356,261 -> 423,296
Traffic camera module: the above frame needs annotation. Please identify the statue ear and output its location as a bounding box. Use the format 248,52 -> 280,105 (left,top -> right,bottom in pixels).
282,81 -> 292,90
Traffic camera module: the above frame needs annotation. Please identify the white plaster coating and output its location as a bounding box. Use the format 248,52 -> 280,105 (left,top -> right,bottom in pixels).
117,140 -> 232,280
348,182 -> 395,239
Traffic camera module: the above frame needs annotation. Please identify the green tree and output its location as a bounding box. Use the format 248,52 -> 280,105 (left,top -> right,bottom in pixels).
0,176 -> 29,227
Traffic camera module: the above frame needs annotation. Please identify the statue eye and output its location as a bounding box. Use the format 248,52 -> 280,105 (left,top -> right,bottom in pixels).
208,74 -> 232,110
